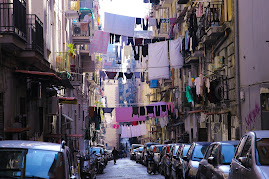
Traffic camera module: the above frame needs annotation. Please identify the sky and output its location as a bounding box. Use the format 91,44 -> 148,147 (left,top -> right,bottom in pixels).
99,0 -> 151,27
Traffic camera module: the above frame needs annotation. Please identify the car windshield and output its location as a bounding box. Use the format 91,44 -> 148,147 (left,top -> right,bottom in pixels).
0,148 -> 64,179
89,147 -> 101,154
183,145 -> 191,157
149,146 -> 155,152
256,138 -> 269,165
173,146 -> 179,156
221,145 -> 237,164
139,147 -> 143,152
192,144 -> 209,161
157,146 -> 163,153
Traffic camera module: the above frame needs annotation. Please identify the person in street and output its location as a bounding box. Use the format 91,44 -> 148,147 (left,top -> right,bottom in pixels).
112,147 -> 118,164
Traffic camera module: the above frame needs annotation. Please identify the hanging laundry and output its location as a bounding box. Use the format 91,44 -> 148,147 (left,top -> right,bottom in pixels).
148,41 -> 170,80
144,39 -> 152,45
104,12 -> 135,37
142,18 -> 148,30
105,71 -> 117,80
80,22 -> 88,32
124,72 -> 133,79
155,106 -> 160,117
141,72 -> 145,82
121,36 -> 128,46
136,18 -> 142,25
169,18 -> 177,26
148,18 -> 156,27
134,72 -> 141,79
140,106 -> 146,116
142,44 -> 148,57
150,80 -> 158,88
167,102 -> 174,113
99,71 -> 106,81
169,38 -> 183,69
194,76 -> 202,95
126,125 -> 132,138
130,125 -> 136,137
152,38 -> 160,43
160,19 -> 169,23
113,124 -> 119,129
117,72 -> 124,79
146,106 -> 154,115
110,33 -> 114,44
136,125 -> 141,137
135,38 -> 143,46
115,34 -> 121,43
120,125 -> 126,138
132,106 -> 139,117
185,31 -> 189,51
103,108 -> 114,117
140,122 -> 147,136
89,30 -> 110,54
115,107 -> 146,122
132,46 -> 139,61
89,107 -> 94,118
156,19 -> 161,29
139,46 -> 143,62
127,37 -> 134,46
132,121 -> 138,125
124,45 -> 132,59
186,86 -> 194,102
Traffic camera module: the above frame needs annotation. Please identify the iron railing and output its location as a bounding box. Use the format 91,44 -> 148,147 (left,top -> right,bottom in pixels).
0,0 -> 26,40
26,14 -> 44,55
204,1 -> 224,30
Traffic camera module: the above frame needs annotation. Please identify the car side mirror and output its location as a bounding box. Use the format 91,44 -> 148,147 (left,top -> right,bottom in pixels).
208,156 -> 216,166
92,151 -> 96,154
183,156 -> 188,161
173,155 -> 178,160
239,157 -> 251,168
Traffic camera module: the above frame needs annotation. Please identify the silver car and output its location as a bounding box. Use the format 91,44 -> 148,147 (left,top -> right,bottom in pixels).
229,130 -> 269,179
0,140 -> 76,179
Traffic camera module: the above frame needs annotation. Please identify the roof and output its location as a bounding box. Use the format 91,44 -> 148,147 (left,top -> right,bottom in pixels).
0,140 -> 63,152
253,130 -> 269,138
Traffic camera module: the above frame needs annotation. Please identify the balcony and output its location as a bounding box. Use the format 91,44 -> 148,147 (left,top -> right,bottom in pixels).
201,2 -> 225,44
72,22 -> 91,44
70,67 -> 83,87
65,0 -> 80,19
0,0 -> 27,50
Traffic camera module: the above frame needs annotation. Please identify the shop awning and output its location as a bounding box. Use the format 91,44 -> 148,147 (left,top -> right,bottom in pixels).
4,127 -> 30,133
62,113 -> 74,122
59,97 -> 77,104
15,70 -> 61,81
188,110 -> 207,114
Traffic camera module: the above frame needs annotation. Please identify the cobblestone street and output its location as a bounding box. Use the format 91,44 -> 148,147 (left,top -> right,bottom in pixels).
96,158 -> 164,179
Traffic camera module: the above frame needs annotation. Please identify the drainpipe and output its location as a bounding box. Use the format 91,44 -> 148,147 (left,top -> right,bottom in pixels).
235,0 -> 242,137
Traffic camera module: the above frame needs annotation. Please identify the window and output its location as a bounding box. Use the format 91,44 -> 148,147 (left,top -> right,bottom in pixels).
187,144 -> 194,160
240,136 -> 252,158
235,135 -> 248,160
256,138 -> 269,165
192,144 -> 210,161
221,145 -> 237,164
205,145 -> 214,160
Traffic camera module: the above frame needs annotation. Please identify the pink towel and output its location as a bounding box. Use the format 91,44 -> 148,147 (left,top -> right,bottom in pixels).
90,30 -> 110,54
80,22 -> 88,32
116,107 -> 146,122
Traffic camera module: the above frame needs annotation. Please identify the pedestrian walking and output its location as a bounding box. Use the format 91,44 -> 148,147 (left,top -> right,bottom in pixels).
112,147 -> 118,164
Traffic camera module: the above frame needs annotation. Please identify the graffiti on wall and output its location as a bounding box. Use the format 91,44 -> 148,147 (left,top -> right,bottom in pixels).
245,104 -> 261,129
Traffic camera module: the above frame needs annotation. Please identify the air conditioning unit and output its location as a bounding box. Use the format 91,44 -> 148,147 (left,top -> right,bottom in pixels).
214,56 -> 224,70
47,97 -> 59,115
73,25 -> 81,35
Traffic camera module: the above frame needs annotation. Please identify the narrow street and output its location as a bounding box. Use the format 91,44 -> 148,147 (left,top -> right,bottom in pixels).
97,158 -> 164,179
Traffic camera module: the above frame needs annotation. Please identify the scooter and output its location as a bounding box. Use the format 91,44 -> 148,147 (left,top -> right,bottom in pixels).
77,151 -> 97,179
147,151 -> 157,174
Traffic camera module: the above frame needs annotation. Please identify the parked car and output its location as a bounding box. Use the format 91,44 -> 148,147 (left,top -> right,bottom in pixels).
0,140 -> 76,179
197,140 -> 239,179
131,148 -> 139,161
130,144 -> 143,160
171,144 -> 191,179
165,144 -> 182,179
142,142 -> 159,166
159,144 -> 174,175
229,130 -> 269,179
136,146 -> 144,163
183,142 -> 211,179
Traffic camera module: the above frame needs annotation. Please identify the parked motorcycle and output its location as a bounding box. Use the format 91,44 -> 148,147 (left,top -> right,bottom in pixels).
77,151 -> 96,179
95,153 -> 105,174
147,151 -> 157,174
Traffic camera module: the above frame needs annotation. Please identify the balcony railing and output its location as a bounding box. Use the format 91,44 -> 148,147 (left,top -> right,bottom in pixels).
0,0 -> 26,40
72,22 -> 90,37
204,1 -> 224,30
26,14 -> 44,55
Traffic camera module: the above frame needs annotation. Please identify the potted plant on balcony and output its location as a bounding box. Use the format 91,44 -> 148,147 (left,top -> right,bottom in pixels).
67,43 -> 76,59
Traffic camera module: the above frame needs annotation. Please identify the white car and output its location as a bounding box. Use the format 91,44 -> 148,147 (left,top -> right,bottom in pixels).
0,140 -> 76,179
